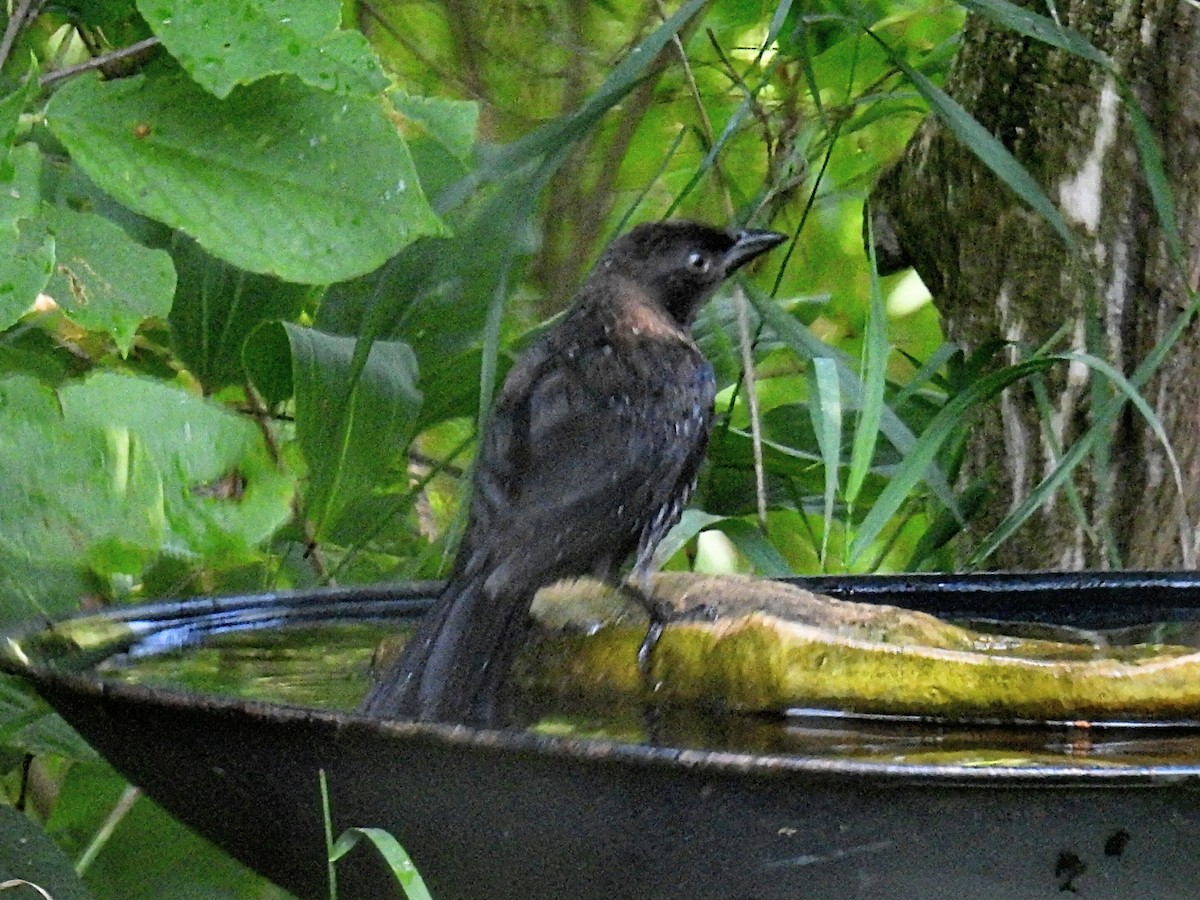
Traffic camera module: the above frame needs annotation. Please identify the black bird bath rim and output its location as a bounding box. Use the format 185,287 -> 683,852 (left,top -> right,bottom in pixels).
9,571 -> 1200,900
10,569 -> 1200,785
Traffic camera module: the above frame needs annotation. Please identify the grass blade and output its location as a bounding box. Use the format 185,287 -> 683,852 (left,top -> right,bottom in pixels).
845,207 -> 889,505
808,356 -> 842,566
956,0 -> 1108,65
849,357 -> 1058,562
744,282 -> 962,520
331,829 -> 434,900
864,26 -> 1077,250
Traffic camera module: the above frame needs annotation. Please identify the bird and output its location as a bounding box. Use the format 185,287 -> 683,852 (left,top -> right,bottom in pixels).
360,220 -> 787,726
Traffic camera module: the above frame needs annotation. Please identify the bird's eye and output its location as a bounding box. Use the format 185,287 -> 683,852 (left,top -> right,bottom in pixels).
686,251 -> 710,273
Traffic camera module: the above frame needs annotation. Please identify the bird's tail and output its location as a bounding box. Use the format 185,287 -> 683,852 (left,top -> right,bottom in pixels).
359,569 -> 535,725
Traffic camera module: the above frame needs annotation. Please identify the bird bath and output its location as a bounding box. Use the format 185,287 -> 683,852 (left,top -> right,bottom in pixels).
5,573 -> 1200,899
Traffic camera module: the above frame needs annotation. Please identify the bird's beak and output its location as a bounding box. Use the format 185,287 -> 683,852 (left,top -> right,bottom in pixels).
723,228 -> 788,274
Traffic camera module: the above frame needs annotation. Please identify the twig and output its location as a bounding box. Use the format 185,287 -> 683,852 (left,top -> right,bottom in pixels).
39,36 -> 161,88
0,0 -> 43,73
655,0 -> 771,531
75,786 -> 141,876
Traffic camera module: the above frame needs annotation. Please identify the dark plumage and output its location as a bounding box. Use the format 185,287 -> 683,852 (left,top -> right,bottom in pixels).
360,221 -> 787,725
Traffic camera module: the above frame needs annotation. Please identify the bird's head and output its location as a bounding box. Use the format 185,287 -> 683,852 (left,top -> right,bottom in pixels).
598,221 -> 787,326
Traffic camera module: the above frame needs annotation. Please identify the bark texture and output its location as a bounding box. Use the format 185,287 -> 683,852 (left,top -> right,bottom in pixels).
871,2 -> 1200,570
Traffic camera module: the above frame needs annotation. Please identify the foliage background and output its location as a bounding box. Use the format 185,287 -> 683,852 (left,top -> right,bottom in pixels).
0,0 -> 1173,895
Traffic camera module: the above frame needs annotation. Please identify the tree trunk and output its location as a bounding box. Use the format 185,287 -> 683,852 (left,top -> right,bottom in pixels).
870,1 -> 1200,570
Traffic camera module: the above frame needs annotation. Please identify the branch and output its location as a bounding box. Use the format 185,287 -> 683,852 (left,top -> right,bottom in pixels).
0,0 -> 45,73
39,36 -> 161,88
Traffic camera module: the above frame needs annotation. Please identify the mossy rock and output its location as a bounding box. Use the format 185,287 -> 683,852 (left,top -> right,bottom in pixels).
521,573 -> 1200,721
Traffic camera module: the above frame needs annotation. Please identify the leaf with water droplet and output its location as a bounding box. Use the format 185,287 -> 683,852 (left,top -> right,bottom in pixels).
137,0 -> 388,98
47,73 -> 445,284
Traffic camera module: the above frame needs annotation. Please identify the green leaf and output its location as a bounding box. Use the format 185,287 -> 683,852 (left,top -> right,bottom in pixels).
0,375 -> 165,582
0,225 -> 54,333
331,828 -> 433,900
168,235 -> 314,390
0,145 -> 51,332
391,90 -> 478,163
37,206 -> 176,355
0,676 -> 97,761
956,0 -> 1108,66
0,804 -> 93,900
808,357 -> 841,565
137,0 -> 388,98
0,71 -> 39,164
58,372 -> 295,562
0,144 -> 41,227
318,166 -> 542,405
845,211 -> 889,506
0,561 -> 94,629
714,518 -> 794,576
47,762 -> 281,899
850,357 -> 1058,562
271,325 -> 422,537
45,72 -> 446,284
743,282 -> 961,519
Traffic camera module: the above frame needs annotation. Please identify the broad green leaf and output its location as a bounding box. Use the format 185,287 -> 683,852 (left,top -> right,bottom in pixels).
0,559 -> 94,626
46,72 -> 446,284
241,319 -> 294,408
0,804 -> 93,900
318,166 -> 542,387
168,235 -> 314,389
57,0 -> 138,28
0,144 -> 41,226
37,206 -> 175,355
47,762 -> 283,899
0,145 -> 50,331
0,226 -> 54,332
137,0 -> 388,98
272,325 -> 422,537
0,375 -> 165,580
391,91 -> 478,163
59,372 -> 294,562
0,72 -> 39,164
0,676 -> 98,761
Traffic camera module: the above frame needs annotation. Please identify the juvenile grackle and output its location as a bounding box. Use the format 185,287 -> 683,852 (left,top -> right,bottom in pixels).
360,221 -> 787,725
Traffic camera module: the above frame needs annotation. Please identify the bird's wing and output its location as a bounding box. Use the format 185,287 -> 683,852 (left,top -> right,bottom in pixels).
471,337 -> 713,584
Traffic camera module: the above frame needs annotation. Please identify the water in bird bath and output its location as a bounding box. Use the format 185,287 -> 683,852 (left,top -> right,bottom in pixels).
93,617 -> 1200,769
